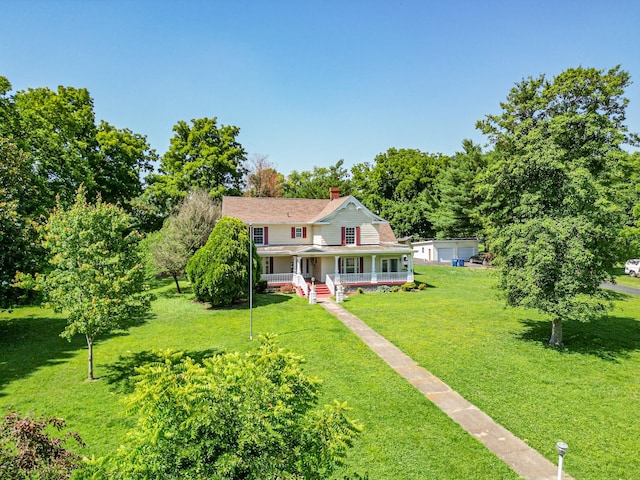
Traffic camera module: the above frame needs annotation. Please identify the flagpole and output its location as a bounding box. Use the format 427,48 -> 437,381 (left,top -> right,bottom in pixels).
249,223 -> 253,341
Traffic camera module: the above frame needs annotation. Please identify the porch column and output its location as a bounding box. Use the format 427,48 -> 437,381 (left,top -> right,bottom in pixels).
371,255 -> 377,283
295,256 -> 302,286
407,254 -> 414,282
334,256 -> 340,283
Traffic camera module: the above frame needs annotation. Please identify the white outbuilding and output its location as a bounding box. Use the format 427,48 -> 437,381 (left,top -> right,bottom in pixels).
412,239 -> 479,263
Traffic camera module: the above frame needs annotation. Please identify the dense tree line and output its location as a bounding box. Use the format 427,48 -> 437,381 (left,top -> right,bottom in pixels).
3,67 -> 640,341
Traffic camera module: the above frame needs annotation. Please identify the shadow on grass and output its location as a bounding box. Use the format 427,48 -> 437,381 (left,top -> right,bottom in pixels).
104,347 -> 223,394
156,284 -> 193,299
517,314 -> 640,361
0,311 -> 153,396
206,293 -> 294,311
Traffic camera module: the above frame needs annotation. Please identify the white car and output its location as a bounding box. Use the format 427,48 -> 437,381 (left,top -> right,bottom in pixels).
625,259 -> 640,276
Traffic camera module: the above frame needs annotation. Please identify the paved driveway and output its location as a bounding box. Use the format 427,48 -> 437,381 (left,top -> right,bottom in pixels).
601,282 -> 640,296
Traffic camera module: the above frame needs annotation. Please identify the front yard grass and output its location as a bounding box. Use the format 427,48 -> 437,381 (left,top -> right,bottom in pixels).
2,265 -> 638,478
1,277 -> 517,479
343,265 -> 640,479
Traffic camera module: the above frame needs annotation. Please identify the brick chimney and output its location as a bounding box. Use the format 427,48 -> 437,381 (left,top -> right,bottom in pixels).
329,187 -> 340,200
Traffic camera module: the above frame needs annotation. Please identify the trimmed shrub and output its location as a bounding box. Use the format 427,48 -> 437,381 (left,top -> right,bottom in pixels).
186,216 -> 260,306
401,282 -> 416,291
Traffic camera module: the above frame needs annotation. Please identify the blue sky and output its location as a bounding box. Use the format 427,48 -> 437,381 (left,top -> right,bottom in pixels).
2,0 -> 639,175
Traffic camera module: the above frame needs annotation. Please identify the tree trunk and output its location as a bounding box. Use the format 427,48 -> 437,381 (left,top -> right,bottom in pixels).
548,317 -> 563,347
173,274 -> 182,294
86,335 -> 94,381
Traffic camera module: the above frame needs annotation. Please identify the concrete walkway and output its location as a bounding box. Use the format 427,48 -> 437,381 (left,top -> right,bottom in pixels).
319,298 -> 574,480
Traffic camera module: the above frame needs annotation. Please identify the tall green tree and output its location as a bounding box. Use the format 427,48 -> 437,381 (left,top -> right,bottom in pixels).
283,159 -> 352,198
431,140 -> 488,239
477,66 -> 635,346
351,148 -> 447,238
186,216 -> 260,306
94,121 -> 156,207
0,77 -> 155,214
146,117 -> 247,212
26,187 -> 152,380
0,138 -> 42,307
82,336 -> 362,479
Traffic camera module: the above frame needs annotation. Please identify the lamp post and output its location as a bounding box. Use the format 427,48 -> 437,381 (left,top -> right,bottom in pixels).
556,441 -> 568,480
249,223 -> 253,341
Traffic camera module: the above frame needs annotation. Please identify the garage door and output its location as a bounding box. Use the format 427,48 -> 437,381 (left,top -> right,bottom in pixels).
458,247 -> 475,261
438,248 -> 454,262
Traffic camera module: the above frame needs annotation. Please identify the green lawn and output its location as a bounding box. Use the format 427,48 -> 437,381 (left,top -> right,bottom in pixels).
612,266 -> 640,288
2,266 -> 638,479
1,277 -> 516,479
342,265 -> 640,480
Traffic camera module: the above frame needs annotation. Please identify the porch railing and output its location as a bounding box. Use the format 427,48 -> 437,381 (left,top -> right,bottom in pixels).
261,273 -> 294,285
325,275 -> 336,296
376,272 -> 410,283
326,272 -> 409,286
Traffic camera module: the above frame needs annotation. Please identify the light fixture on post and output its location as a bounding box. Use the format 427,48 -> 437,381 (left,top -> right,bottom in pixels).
556,441 -> 568,480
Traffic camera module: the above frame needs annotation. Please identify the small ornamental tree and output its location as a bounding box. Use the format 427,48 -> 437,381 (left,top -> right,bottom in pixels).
0,410 -> 84,480
186,216 -> 260,306
31,187 -> 152,380
83,335 -> 362,480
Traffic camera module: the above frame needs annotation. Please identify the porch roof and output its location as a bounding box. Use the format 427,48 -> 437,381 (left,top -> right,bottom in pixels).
257,243 -> 412,257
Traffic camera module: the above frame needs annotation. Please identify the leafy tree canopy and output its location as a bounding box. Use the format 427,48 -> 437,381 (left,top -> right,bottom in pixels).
0,76 -> 156,215
477,66 -> 635,346
283,159 -> 352,199
351,148 -> 447,238
21,187 -> 152,379
146,117 -> 247,212
81,336 -> 362,480
430,139 -> 488,239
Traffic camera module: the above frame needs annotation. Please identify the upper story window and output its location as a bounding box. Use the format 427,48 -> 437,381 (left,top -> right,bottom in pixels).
341,226 -> 361,246
344,227 -> 356,245
291,226 -> 307,239
252,226 -> 267,245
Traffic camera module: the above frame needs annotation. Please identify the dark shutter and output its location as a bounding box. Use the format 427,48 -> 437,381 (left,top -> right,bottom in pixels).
356,226 -> 361,245
291,227 -> 295,239
359,257 -> 364,273
264,227 -> 269,245
338,257 -> 342,273
269,257 -> 274,273
341,227 -> 346,246
303,227 -> 307,238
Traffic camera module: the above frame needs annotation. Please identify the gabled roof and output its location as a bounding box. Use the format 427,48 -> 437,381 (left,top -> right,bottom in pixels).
221,195 -> 401,245
221,195 -> 350,224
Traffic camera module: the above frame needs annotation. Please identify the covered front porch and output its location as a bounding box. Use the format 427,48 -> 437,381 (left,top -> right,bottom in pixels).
259,249 -> 414,297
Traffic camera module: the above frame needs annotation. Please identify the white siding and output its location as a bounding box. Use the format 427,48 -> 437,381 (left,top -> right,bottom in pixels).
316,204 -> 380,246
255,225 -> 313,246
